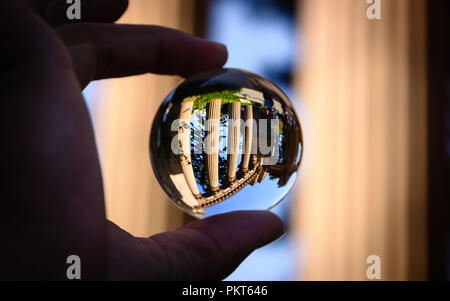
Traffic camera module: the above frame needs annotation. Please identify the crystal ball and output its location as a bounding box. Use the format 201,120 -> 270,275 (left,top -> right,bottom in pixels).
150,68 -> 303,218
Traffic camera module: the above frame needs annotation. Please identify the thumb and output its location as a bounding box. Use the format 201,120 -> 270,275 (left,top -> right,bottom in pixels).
143,211 -> 285,280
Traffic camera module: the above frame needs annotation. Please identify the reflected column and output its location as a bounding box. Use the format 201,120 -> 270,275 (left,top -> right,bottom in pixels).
206,99 -> 222,192
226,102 -> 241,182
178,96 -> 201,199
241,105 -> 253,172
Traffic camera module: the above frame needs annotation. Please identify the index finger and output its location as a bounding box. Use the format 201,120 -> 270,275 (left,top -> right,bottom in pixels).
57,23 -> 228,88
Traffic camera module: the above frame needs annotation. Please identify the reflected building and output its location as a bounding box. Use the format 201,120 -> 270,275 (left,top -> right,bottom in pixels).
177,92 -> 264,212
150,68 -> 302,217
174,87 -> 298,211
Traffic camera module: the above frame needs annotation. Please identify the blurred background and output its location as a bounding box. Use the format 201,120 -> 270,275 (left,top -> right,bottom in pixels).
84,0 -> 449,280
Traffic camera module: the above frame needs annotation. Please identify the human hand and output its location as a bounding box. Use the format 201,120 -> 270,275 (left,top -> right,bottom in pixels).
1,0 -> 284,280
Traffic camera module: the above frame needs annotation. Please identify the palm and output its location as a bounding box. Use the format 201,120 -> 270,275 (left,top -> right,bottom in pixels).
1,0 -> 283,280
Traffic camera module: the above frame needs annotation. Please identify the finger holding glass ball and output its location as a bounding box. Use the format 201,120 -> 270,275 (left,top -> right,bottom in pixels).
150,68 -> 303,218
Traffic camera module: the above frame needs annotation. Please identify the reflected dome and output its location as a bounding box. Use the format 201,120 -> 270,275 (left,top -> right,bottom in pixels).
150,68 -> 303,218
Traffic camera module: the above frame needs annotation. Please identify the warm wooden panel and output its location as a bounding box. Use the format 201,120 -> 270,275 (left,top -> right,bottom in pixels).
88,0 -> 198,237
294,0 -> 427,280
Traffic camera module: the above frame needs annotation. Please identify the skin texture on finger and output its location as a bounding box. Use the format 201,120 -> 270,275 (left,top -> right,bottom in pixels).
31,0 -> 129,26
107,211 -> 284,280
1,0 -> 107,280
56,23 -> 228,88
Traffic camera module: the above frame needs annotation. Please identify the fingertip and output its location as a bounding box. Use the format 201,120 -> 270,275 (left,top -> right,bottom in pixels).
203,40 -> 228,66
190,39 -> 228,76
261,210 -> 286,237
244,210 -> 286,241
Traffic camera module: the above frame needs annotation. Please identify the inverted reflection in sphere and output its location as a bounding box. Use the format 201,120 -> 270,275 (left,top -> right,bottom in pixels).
150,68 -> 303,218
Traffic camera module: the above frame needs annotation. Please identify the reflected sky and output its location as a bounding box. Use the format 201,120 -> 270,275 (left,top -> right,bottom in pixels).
206,171 -> 298,216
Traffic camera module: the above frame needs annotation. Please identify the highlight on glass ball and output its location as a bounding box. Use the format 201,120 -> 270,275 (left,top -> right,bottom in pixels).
150,68 -> 303,218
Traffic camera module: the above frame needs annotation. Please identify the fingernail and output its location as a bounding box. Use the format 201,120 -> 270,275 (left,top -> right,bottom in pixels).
263,210 -> 286,237
202,39 -> 227,56
198,40 -> 228,68
213,42 -> 227,53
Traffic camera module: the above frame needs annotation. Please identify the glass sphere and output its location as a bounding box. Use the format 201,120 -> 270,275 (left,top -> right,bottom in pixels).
150,68 -> 303,218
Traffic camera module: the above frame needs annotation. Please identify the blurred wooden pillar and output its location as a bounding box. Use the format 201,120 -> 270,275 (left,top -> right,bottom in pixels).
294,0 -> 427,280
87,0 -> 199,236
